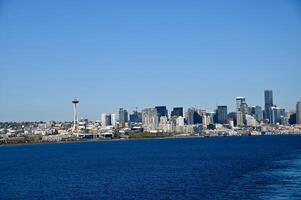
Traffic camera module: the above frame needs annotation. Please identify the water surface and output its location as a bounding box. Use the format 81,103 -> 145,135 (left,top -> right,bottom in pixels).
0,136 -> 300,199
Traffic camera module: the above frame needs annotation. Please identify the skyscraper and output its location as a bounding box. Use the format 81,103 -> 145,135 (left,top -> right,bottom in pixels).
235,97 -> 248,126
270,106 -> 283,124
236,111 -> 244,126
297,100 -> 301,124
111,113 -> 116,126
248,106 -> 256,116
254,106 -> 263,122
217,105 -> 228,124
119,108 -> 128,124
129,111 -> 142,123
155,106 -> 168,120
289,113 -> 297,125
264,90 -> 273,121
193,111 -> 202,124
171,107 -> 183,118
142,108 -> 159,130
101,113 -> 111,127
236,97 -> 245,111
240,102 -> 249,124
185,108 -> 196,125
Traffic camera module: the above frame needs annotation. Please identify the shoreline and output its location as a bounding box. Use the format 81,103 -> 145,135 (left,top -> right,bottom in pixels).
1,134 -> 301,147
0,135 -> 200,147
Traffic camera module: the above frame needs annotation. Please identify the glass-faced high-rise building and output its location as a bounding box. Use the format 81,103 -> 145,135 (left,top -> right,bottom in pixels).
264,90 -> 273,121
155,106 -> 168,120
129,111 -> 142,123
254,106 -> 263,122
217,105 -> 228,124
270,106 -> 283,124
119,108 -> 128,124
171,107 -> 183,118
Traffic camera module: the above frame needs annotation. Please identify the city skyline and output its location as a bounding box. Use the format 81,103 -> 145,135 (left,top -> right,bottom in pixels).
1,1 -> 301,200
0,89 -> 300,122
0,0 -> 301,121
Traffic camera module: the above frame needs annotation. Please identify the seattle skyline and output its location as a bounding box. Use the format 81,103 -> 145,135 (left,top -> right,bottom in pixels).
0,0 -> 301,121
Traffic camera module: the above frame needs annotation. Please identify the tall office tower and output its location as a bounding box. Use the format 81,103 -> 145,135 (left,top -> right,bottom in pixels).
155,106 -> 168,119
101,113 -> 111,127
171,107 -> 183,118
130,111 -> 142,123
196,109 -> 206,117
106,115 -> 111,126
72,98 -> 79,130
289,112 -> 297,125
217,105 -> 228,124
248,106 -> 256,116
111,113 -> 116,126
240,102 -> 249,124
254,106 -> 263,122
235,97 -> 248,125
186,108 -> 196,125
264,90 -> 274,121
119,108 -> 128,124
142,108 -> 159,129
204,112 -> 215,125
196,109 -> 206,126
193,112 -> 202,124
236,97 -> 246,111
236,111 -> 244,126
280,115 -> 289,126
270,106 -> 283,124
202,114 -> 210,127
296,100 -> 301,124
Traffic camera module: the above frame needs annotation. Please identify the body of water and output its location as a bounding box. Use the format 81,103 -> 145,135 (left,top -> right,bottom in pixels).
0,136 -> 301,199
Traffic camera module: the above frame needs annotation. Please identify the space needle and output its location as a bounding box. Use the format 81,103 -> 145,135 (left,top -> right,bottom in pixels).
72,98 -> 79,130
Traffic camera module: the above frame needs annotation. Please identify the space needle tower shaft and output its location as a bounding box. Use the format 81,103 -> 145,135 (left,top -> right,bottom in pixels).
72,98 -> 79,130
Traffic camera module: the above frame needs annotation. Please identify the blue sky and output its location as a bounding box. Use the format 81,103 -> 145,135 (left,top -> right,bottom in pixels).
0,0 -> 300,121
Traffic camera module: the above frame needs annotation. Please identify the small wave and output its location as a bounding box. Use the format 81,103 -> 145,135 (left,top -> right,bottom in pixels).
258,155 -> 301,200
221,154 -> 301,200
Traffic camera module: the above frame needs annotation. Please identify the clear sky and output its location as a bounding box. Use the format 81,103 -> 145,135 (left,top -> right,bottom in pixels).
0,0 -> 300,121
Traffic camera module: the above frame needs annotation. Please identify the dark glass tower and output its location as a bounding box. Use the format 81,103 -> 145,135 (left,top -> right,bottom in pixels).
171,107 -> 183,118
130,111 -> 142,123
264,90 -> 273,121
155,106 -> 168,120
217,105 -> 228,124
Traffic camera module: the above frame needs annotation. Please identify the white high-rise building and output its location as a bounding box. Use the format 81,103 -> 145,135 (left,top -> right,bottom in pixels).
245,114 -> 259,127
159,116 -> 168,124
176,116 -> 185,127
101,113 -> 116,127
101,113 -> 111,127
111,113 -> 116,127
142,108 -> 159,131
